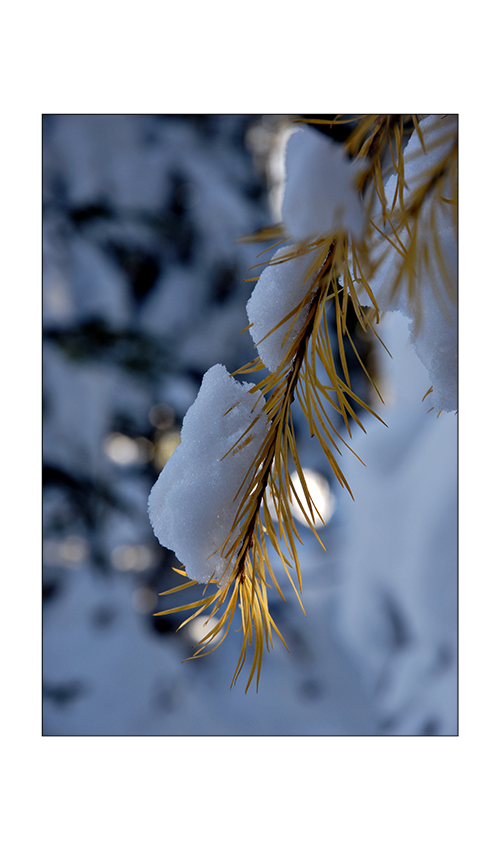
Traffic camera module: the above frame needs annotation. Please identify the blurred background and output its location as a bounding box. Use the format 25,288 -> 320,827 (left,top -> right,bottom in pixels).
42,114 -> 457,735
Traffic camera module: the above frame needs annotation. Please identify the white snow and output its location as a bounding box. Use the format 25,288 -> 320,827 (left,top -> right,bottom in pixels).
148,364 -> 271,584
334,311 -> 457,734
42,564 -> 380,735
246,244 -> 325,372
359,115 -> 458,411
281,126 -> 367,243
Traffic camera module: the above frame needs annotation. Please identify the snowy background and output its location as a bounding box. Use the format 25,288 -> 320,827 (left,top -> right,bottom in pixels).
42,114 -> 457,735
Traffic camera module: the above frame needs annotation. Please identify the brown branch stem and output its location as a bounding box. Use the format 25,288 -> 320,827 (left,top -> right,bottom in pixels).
234,286 -> 324,581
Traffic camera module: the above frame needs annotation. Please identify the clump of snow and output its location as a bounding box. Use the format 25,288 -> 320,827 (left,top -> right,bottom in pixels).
281,126 -> 367,243
359,115 -> 458,411
246,244 -> 325,372
148,364 -> 270,584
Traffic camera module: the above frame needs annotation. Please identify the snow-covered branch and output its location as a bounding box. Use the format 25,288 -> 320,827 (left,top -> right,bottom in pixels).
148,115 -> 458,690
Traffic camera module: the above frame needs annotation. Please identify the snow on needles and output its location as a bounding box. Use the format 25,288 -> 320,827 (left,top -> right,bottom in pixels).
148,364 -> 270,584
281,126 -> 367,243
358,115 -> 458,412
148,116 -> 458,594
246,244 -> 325,372
245,126 -> 367,374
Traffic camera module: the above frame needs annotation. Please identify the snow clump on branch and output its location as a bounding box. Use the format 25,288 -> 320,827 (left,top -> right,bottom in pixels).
357,114 -> 458,411
245,126 -> 369,374
148,364 -> 271,585
246,244 -> 325,372
281,126 -> 367,243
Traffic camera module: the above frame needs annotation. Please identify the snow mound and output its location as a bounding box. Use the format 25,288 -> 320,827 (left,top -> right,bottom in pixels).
246,244 -> 324,372
148,364 -> 271,584
281,126 -> 367,242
